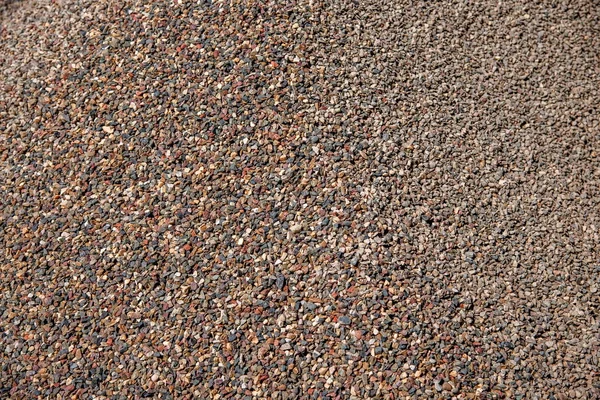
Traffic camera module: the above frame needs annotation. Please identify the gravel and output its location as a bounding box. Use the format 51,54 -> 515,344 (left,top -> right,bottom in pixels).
1,0 -> 599,398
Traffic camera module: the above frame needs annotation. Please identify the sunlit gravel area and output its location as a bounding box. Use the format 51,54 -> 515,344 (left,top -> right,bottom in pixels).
1,0 -> 599,398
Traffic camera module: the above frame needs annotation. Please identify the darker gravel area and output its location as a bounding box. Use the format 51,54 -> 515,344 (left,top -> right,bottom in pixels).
1,0 -> 599,398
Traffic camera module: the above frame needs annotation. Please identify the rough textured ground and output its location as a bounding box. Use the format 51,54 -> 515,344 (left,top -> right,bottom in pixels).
1,0 -> 599,398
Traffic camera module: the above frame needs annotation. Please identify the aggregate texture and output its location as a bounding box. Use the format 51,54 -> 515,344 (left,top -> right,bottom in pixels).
1,0 -> 599,398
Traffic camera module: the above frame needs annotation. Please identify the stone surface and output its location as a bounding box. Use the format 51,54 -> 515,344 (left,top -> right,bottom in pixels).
0,0 -> 599,398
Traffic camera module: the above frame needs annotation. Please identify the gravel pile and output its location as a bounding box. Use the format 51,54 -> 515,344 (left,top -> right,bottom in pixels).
1,0 -> 599,398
